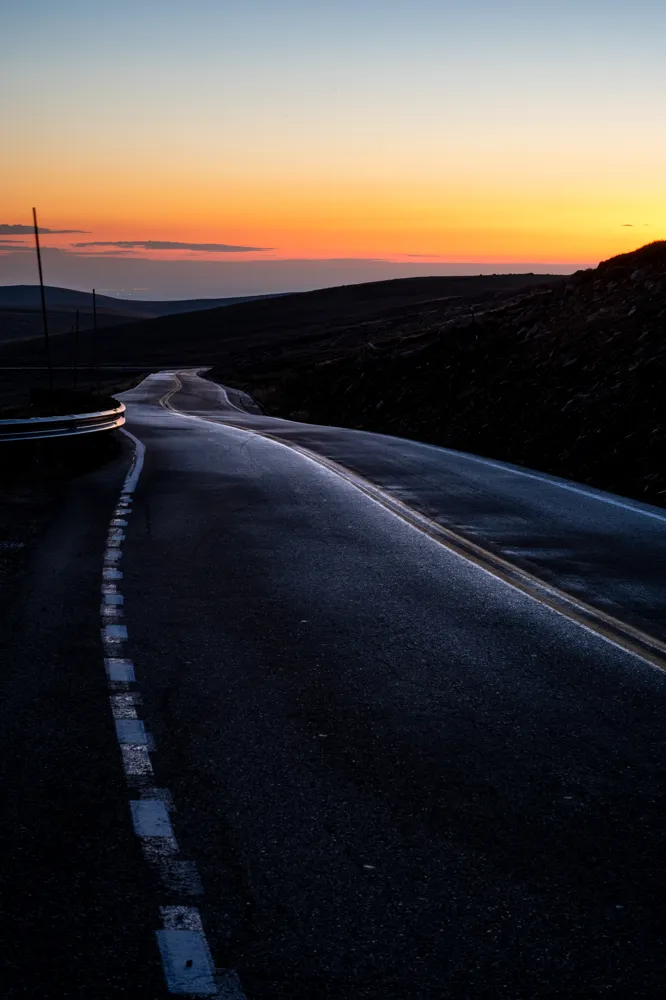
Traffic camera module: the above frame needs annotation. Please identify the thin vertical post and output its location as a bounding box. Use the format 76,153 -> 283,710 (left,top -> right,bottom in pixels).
73,308 -> 79,388
92,288 -> 100,393
32,207 -> 53,389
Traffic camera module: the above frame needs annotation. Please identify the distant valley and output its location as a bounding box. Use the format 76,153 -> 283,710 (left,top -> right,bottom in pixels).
0,285 -> 275,343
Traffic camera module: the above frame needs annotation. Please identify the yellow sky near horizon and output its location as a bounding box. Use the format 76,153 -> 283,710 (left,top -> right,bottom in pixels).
3,167 -> 662,265
3,1 -> 666,279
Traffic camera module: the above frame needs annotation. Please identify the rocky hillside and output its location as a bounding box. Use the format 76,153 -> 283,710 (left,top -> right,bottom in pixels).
232,242 -> 666,507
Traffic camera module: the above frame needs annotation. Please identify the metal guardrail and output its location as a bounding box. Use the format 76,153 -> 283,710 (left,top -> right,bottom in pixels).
0,402 -> 126,442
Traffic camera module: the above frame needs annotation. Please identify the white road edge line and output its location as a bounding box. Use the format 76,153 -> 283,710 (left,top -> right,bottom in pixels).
433,446 -> 666,524
161,371 -> 666,674
119,426 -> 146,494
170,369 -> 666,524
101,422 -> 246,997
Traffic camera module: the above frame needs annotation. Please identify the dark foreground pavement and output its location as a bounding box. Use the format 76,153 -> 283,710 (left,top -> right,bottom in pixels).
0,444 -> 166,997
1,369 -> 665,997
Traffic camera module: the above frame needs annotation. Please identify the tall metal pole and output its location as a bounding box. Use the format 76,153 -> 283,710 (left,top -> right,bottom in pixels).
32,207 -> 53,389
73,308 -> 79,388
92,288 -> 100,393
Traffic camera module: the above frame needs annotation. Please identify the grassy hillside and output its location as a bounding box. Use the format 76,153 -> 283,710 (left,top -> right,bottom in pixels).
231,243 -> 666,507
0,272 -> 561,412
1,273 -> 562,365
5,253 -> 662,508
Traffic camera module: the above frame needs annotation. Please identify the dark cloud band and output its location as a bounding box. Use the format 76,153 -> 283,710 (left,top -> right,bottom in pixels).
0,223 -> 89,234
73,240 -> 272,253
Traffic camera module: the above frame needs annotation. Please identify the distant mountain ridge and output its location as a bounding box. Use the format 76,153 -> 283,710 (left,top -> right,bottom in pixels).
0,285 -> 277,342
0,271 -> 564,418
0,272 -> 564,367
0,284 -> 274,314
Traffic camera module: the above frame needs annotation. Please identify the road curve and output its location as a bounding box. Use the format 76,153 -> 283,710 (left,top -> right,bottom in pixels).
113,370 -> 666,997
2,368 -> 665,998
166,369 -> 666,646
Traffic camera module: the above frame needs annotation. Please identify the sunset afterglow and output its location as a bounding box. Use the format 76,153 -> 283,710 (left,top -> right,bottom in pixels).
3,0 -> 665,295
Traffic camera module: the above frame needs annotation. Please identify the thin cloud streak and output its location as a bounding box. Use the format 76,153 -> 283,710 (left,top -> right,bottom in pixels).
73,240 -> 272,253
68,250 -> 138,257
0,223 -> 89,234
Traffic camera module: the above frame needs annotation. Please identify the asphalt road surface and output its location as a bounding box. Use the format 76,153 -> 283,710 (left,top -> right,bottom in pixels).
2,369 -> 665,998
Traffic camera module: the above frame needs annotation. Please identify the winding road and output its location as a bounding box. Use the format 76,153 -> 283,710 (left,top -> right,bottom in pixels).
2,368 -> 665,998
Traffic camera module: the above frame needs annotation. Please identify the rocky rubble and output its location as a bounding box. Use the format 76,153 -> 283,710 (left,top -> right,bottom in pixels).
246,242 -> 666,506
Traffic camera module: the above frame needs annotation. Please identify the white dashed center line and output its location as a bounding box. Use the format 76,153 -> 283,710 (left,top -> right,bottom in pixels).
131,799 -> 176,838
98,426 -> 247,997
104,593 -> 124,606
102,623 -> 128,641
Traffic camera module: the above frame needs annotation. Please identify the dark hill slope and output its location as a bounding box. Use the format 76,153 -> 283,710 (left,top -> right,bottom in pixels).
2,273 -> 561,369
240,242 -> 666,507
0,285 -> 269,344
0,274 -> 561,412
0,285 -> 263,312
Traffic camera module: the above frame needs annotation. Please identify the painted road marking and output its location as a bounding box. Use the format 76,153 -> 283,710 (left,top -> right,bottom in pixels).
103,422 -> 248,997
131,799 -> 175,838
103,623 -> 128,641
162,370 -> 666,674
104,593 -> 124,605
105,657 -> 136,682
116,719 -> 148,744
119,428 -> 145,493
140,787 -> 175,810
438,446 -> 666,524
173,369 -> 666,526
156,929 -> 217,995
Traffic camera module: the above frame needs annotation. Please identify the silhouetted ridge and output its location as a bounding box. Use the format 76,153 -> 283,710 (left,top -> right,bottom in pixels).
223,242 -> 666,507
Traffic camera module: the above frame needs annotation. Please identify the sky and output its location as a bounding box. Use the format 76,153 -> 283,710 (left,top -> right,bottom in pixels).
2,0 -> 665,298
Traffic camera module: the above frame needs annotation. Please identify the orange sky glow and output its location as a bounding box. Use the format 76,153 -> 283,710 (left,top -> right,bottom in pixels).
3,1 -> 665,296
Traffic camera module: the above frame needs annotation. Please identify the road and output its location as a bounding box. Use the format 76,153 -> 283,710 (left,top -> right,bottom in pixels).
2,368 -> 665,998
